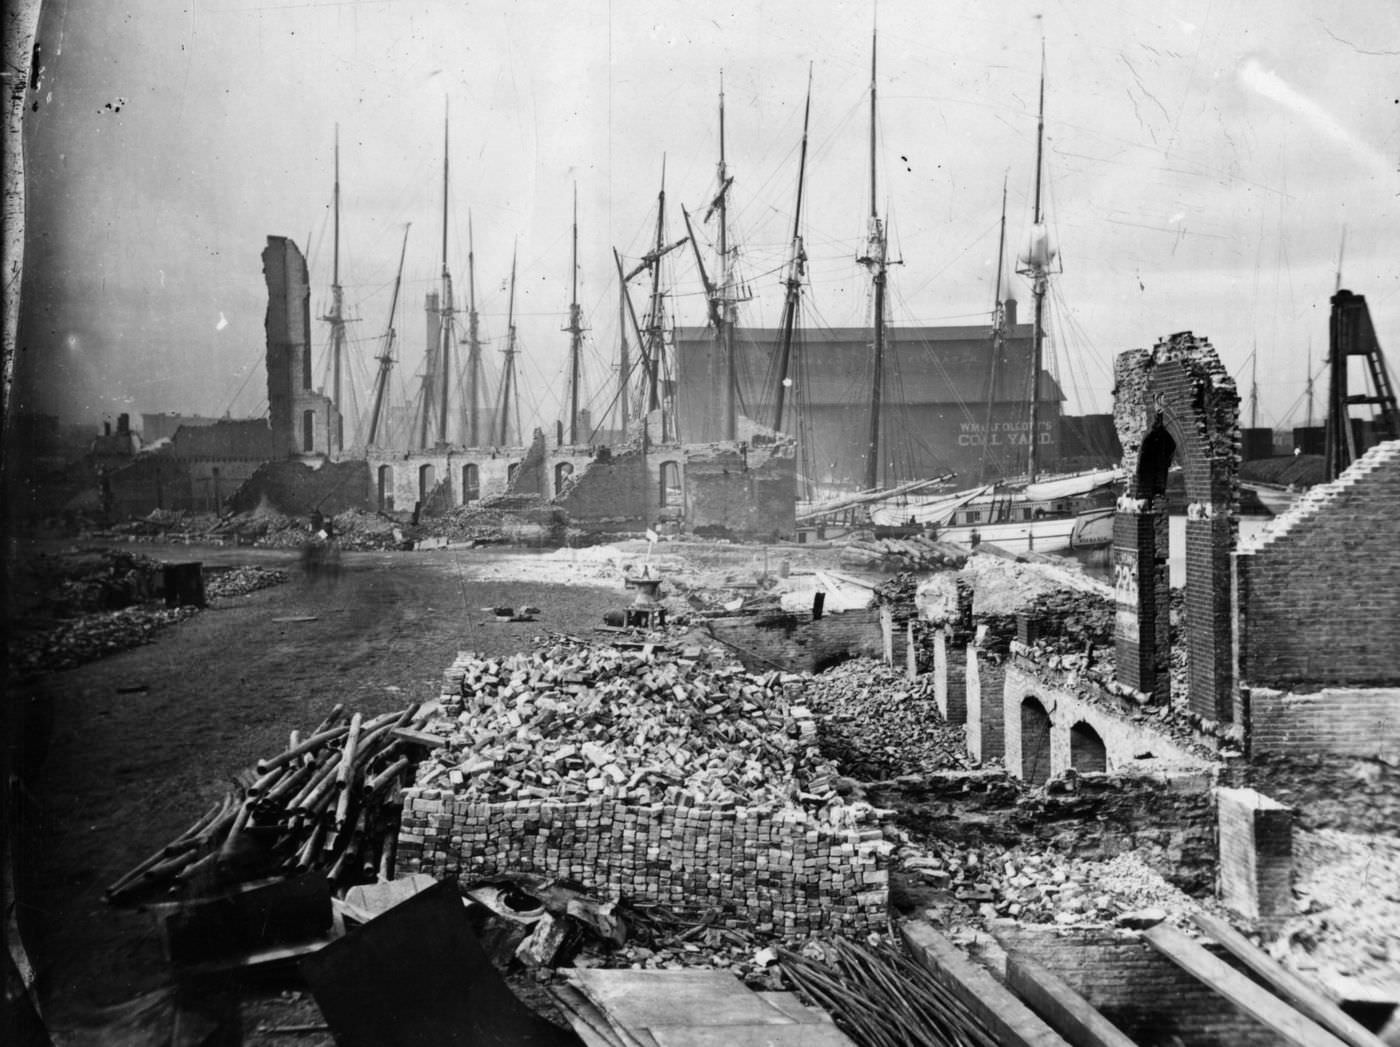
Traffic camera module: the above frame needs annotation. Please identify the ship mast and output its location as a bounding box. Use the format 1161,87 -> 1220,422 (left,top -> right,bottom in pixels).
566,184 -> 584,444
771,67 -> 812,435
465,213 -> 483,447
979,175 -> 1010,484
717,76 -> 736,441
1020,45 -> 1049,483
436,103 -> 454,447
367,224 -> 411,447
858,31 -> 889,491
498,243 -> 520,446
323,124 -> 347,453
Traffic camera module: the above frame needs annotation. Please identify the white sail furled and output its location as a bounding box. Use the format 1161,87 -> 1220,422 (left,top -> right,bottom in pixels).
1021,468 -> 1122,502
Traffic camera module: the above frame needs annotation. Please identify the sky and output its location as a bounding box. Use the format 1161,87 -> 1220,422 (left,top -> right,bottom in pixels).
13,0 -> 1400,440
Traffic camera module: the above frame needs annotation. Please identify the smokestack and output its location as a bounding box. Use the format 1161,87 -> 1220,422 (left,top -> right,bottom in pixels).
1004,298 -> 1018,328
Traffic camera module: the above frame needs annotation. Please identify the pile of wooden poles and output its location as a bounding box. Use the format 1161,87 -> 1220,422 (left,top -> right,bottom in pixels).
779,937 -> 999,1047
105,703 -> 442,906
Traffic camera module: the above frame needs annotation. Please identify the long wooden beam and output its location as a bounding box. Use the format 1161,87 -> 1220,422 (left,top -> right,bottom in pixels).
1189,911 -> 1387,1047
899,921 -> 1072,1047
1004,951 -> 1139,1047
1141,923 -> 1350,1047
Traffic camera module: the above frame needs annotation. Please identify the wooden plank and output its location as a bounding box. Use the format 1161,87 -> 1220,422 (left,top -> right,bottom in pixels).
570,969 -> 794,1030
1141,923 -> 1351,1047
899,920 -> 1073,1047
647,1024 -> 856,1046
755,991 -> 832,1025
1189,911 -> 1388,1047
1004,951 -> 1140,1047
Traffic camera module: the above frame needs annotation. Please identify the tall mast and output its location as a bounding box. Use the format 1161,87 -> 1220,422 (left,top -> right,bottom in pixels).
1305,337 -> 1314,430
1250,348 -> 1259,429
367,224 -> 411,447
437,102 -> 454,447
858,30 -> 889,491
566,184 -> 584,444
618,277 -> 630,435
326,124 -> 347,452
979,175 -> 1010,483
772,67 -> 812,434
647,162 -> 668,436
1023,44 -> 1048,483
498,243 -> 520,446
465,212 -> 482,447
717,76 -> 738,441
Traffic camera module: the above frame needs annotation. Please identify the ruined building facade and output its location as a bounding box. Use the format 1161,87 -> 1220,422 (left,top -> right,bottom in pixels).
263,235 -> 342,459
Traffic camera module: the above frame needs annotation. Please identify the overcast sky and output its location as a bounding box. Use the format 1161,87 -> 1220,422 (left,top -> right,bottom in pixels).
14,0 -> 1399,439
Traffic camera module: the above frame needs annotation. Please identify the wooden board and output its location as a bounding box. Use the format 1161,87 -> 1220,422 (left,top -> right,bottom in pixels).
570,969 -> 795,1031
1004,951 -> 1139,1047
754,991 -> 832,1025
1189,911 -> 1388,1047
647,1025 -> 856,1046
1141,923 -> 1351,1047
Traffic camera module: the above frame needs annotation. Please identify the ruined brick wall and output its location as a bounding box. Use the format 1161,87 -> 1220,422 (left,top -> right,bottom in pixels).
263,236 -> 342,457
505,429 -> 550,498
965,644 -> 1006,764
683,435 -> 796,538
1113,332 -> 1239,719
1249,686 -> 1400,760
869,768 -> 1217,895
397,792 -> 888,936
553,446 -> 652,530
227,458 -> 371,516
368,451 -> 520,514
710,608 -> 883,674
1234,440 -> 1400,690
933,628 -> 967,724
1216,787 -> 1292,920
1001,659 -> 1214,782
990,923 -> 1282,1046
104,455 -> 194,517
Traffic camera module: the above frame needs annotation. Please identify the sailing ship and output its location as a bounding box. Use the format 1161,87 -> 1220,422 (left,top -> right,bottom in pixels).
865,46 -> 1121,552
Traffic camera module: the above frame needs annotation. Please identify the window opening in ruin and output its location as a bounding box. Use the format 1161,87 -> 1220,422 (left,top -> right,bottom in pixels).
1020,696 -> 1052,786
462,463 -> 479,503
377,465 -> 394,512
418,463 -> 436,504
506,463 -> 520,485
1069,721 -> 1107,773
554,461 -> 575,495
1136,425 -> 1178,702
302,410 -> 315,453
659,460 -> 681,506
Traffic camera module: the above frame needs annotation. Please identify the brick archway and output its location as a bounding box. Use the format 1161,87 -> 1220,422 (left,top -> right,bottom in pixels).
1113,332 -> 1239,720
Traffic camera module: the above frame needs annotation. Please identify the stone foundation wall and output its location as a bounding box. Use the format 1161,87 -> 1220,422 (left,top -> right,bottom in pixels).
396,791 -> 889,936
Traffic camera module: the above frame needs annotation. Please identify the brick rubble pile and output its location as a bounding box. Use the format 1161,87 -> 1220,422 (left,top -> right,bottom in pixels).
397,638 -> 892,934
205,565 -> 288,600
799,658 -> 971,779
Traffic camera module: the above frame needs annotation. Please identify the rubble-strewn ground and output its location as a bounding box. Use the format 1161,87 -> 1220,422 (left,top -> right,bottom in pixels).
1280,829 -> 1400,996
801,658 -> 971,779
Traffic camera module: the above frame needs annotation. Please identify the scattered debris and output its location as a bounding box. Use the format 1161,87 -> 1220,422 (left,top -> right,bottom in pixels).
104,704 -> 437,907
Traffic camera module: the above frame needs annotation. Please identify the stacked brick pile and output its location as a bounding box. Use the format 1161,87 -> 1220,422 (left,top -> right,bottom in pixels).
396,639 -> 891,934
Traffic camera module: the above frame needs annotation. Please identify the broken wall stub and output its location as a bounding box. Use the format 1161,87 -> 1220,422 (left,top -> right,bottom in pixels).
683,432 -> 796,538
263,236 -> 342,458
1113,332 -> 1239,719
228,458 -> 371,517
1234,440 -> 1400,694
552,445 -> 653,532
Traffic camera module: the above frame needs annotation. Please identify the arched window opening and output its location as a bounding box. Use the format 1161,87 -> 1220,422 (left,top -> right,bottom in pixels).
302,410 -> 316,453
554,461 -> 575,495
462,463 -> 480,503
1069,721 -> 1107,774
1020,696 -> 1053,786
418,463 -> 436,504
659,460 -> 681,507
377,465 -> 394,513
